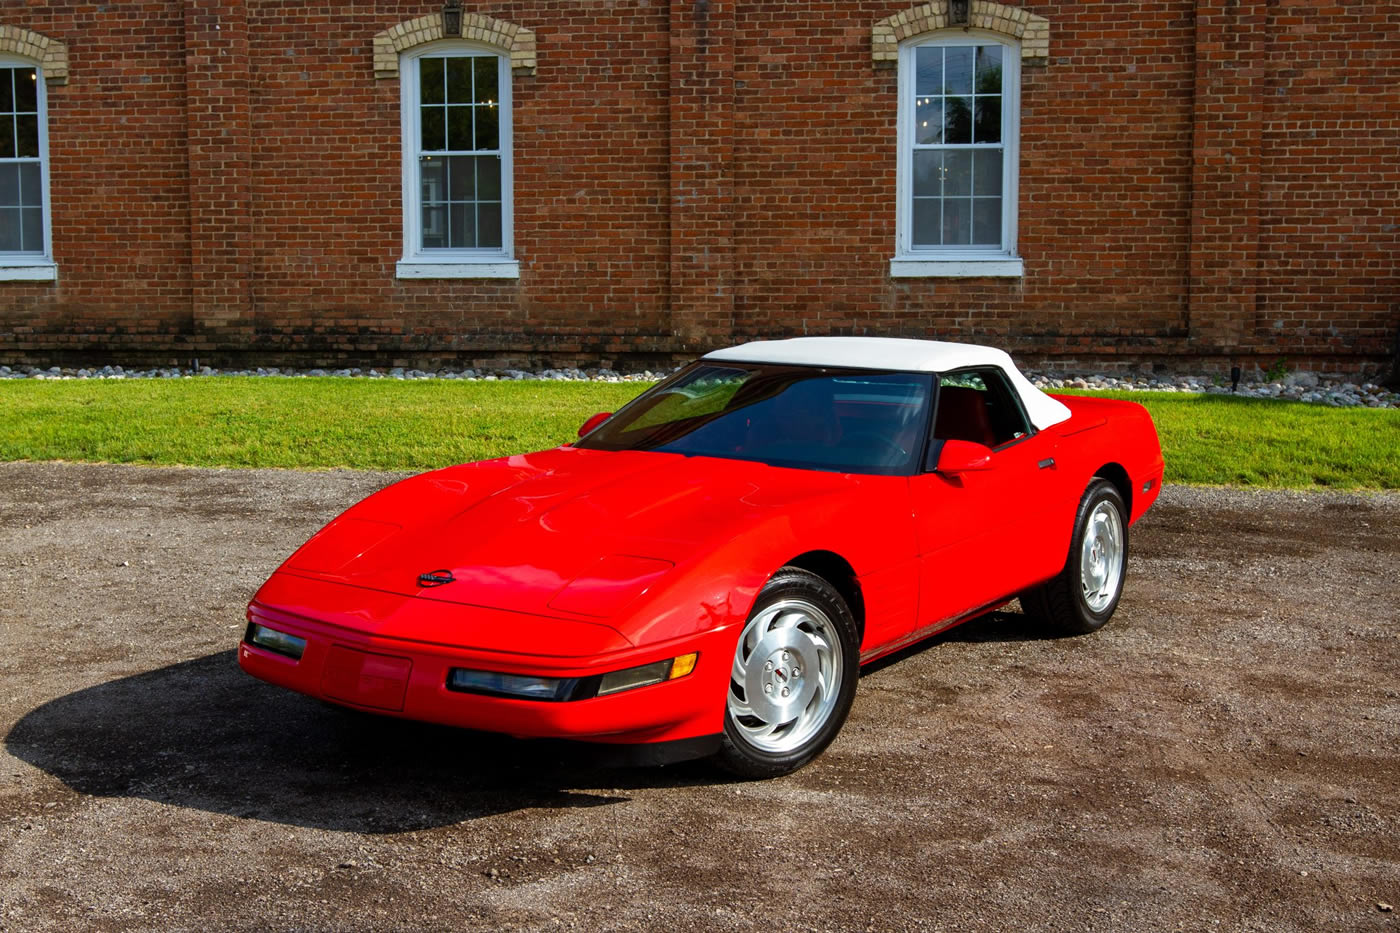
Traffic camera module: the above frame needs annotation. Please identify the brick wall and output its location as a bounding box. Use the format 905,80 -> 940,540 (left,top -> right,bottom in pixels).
1255,0 -> 1399,368
0,0 -> 1395,375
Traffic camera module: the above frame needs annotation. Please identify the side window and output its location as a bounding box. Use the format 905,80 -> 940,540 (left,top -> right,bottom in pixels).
933,368 -> 1031,448
893,33 -> 1020,277
0,61 -> 51,267
398,44 -> 515,278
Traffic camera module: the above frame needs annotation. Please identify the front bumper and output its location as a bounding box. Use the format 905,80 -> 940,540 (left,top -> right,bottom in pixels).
238,578 -> 734,748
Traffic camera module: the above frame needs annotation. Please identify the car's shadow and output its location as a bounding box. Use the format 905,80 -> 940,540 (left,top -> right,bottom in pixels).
8,610 -> 1060,833
860,607 -> 1063,676
5,651 -> 726,834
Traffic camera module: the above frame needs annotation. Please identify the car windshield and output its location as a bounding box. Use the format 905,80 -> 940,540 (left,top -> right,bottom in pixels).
575,363 -> 934,475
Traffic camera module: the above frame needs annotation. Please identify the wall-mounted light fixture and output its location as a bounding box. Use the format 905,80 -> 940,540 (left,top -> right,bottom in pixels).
443,0 -> 463,37
949,0 -> 970,27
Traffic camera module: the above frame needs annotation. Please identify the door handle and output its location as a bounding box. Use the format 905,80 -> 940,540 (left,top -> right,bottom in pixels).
1037,458 -> 1056,470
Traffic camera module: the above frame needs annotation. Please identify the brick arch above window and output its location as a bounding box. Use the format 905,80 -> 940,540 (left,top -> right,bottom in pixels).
373,13 -> 536,79
0,25 -> 69,85
871,2 -> 1048,68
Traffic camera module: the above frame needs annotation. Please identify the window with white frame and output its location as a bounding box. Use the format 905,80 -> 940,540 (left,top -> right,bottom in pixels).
893,34 -> 1020,278
398,44 -> 516,279
0,59 -> 54,279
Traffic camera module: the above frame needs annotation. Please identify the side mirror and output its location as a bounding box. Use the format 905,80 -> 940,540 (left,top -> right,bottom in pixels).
577,412 -> 613,437
935,439 -> 993,474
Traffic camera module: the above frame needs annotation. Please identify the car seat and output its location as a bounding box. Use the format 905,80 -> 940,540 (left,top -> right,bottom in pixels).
934,386 -> 997,447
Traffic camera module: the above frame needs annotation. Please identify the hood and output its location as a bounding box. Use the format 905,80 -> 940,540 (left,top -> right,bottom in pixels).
279,446 -> 858,619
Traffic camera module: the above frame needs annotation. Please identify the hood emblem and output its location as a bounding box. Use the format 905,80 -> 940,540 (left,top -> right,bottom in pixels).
418,569 -> 455,587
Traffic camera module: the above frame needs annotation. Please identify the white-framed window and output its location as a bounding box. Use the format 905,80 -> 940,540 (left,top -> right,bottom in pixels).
892,33 -> 1021,278
0,57 -> 55,281
397,42 -> 517,280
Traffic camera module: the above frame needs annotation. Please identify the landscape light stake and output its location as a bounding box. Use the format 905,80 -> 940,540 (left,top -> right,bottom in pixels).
1231,365 -> 1241,392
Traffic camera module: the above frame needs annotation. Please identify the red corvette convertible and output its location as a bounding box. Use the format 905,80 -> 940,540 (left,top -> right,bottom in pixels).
240,338 -> 1163,777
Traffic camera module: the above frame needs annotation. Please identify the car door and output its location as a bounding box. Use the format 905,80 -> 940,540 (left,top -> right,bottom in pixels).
908,367 -> 1068,629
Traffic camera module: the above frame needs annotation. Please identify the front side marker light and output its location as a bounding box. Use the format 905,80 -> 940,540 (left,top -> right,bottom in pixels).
597,653 -> 699,697
447,653 -> 701,702
246,622 -> 307,660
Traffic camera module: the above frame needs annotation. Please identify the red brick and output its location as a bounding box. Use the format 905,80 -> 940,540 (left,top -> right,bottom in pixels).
0,0 -> 1394,376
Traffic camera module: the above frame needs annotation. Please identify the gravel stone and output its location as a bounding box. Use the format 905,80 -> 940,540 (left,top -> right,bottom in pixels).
1,361 -> 1396,407
0,463 -> 1398,931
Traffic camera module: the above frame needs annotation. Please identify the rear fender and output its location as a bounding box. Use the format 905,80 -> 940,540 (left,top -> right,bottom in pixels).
1048,394 -> 1164,526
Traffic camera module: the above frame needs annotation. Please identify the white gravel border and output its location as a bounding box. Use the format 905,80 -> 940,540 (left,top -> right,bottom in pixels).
2,363 -> 1395,409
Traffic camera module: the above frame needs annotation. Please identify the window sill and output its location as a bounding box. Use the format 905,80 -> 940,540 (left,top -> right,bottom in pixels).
396,259 -> 520,280
0,262 -> 57,282
889,258 -> 1024,278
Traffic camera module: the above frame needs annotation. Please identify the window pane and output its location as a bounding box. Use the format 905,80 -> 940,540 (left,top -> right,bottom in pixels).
449,202 -> 475,248
0,208 -> 20,250
915,96 -> 942,145
942,198 -> 971,245
19,162 -> 38,204
912,150 -> 941,197
915,48 -> 940,96
448,155 -> 474,200
14,68 -> 36,112
15,114 -> 37,158
975,47 -> 1003,93
912,198 -> 940,247
973,150 -> 1002,196
944,97 -> 971,144
974,96 -> 1001,144
944,47 -> 973,95
941,372 -> 986,391
473,57 -> 498,105
420,58 -> 445,105
422,205 -> 447,249
474,104 -> 499,151
447,105 -> 472,150
20,206 -> 40,251
413,55 -> 508,255
944,151 -> 971,196
904,44 -> 1012,257
0,164 -> 16,206
0,70 -> 12,112
936,369 -> 1029,446
0,117 -> 11,159
445,58 -> 472,104
421,156 -> 446,202
477,203 -> 503,248
421,107 -> 445,151
475,156 -> 501,199
973,198 -> 1001,246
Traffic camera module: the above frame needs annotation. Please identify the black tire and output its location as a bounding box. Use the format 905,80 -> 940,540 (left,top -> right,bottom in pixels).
714,568 -> 860,779
1021,479 -> 1129,635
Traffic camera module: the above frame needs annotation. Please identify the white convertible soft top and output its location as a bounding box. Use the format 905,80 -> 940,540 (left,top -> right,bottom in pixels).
703,337 -> 1073,431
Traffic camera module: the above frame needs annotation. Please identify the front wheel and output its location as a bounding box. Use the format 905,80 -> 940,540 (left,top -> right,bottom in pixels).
715,568 -> 859,779
1021,479 -> 1129,635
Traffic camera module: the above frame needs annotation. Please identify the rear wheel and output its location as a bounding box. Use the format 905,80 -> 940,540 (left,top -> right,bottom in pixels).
1021,479 -> 1129,635
715,568 -> 859,778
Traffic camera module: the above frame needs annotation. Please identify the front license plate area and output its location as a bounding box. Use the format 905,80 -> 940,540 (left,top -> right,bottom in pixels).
322,646 -> 413,711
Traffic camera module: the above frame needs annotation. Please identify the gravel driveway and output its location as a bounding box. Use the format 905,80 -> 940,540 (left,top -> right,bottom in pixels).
1,462 -> 1397,932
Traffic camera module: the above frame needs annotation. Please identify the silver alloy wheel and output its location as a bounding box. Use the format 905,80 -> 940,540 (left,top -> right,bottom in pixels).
1080,499 -> 1125,612
727,597 -> 844,754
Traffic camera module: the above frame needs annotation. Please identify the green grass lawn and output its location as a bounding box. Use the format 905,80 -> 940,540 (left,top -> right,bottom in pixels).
1055,389 -> 1400,489
0,378 -> 643,472
1,378 -> 1397,489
